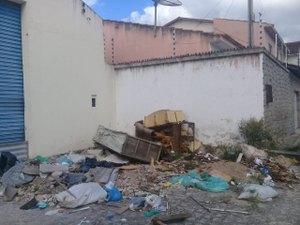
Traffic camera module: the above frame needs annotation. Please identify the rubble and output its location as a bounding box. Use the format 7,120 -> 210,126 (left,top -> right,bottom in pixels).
0,122 -> 299,224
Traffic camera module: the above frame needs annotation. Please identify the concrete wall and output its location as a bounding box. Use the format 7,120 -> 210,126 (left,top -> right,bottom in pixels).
263,54 -> 300,139
114,52 -> 264,145
103,21 -> 238,65
288,54 -> 299,66
21,0 -> 115,157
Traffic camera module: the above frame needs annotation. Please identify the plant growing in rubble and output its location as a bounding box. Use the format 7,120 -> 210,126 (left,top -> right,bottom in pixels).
239,118 -> 276,149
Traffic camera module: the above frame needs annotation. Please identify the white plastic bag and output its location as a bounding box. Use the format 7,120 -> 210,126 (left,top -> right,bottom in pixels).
55,182 -> 107,208
145,194 -> 161,208
238,184 -> 278,202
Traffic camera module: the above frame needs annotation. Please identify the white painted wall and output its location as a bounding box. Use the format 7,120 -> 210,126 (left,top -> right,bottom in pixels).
115,54 -> 264,145
21,0 -> 115,157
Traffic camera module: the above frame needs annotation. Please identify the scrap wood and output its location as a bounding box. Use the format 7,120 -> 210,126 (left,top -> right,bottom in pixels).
209,208 -> 250,215
190,196 -> 249,215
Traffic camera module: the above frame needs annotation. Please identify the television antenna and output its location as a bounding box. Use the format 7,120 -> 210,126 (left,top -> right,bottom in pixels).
152,0 -> 182,29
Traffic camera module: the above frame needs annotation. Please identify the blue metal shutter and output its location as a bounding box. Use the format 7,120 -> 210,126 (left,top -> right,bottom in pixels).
0,0 -> 24,144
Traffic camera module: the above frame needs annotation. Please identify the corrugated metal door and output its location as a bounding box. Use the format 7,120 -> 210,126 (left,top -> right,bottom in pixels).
0,1 -> 25,146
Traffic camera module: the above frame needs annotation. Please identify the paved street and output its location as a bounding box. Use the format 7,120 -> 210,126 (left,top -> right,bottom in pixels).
0,183 -> 299,225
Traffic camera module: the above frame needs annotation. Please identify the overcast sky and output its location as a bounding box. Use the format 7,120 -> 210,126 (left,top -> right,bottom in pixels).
85,0 -> 300,42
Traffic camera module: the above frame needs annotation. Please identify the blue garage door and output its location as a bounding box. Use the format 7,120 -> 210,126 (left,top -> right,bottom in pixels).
0,0 -> 24,145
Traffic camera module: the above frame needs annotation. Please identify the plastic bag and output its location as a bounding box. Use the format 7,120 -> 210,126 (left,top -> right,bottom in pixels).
145,194 -> 161,208
170,172 -> 202,187
195,173 -> 229,192
103,185 -> 122,202
238,184 -> 278,201
129,197 -> 147,211
55,182 -> 107,208
170,172 -> 229,192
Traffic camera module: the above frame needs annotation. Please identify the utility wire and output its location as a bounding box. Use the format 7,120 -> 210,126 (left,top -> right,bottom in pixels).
203,0 -> 224,19
224,0 -> 234,18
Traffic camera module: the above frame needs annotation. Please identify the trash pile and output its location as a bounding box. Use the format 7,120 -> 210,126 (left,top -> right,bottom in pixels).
135,110 -> 201,156
0,119 -> 299,223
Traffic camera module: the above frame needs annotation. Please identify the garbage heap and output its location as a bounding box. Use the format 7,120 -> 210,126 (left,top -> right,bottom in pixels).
0,119 -> 299,223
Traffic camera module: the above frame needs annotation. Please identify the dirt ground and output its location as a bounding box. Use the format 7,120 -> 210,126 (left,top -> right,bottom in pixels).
0,183 -> 299,225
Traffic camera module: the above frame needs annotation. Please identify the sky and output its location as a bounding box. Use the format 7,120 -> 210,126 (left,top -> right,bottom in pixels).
84,0 -> 300,42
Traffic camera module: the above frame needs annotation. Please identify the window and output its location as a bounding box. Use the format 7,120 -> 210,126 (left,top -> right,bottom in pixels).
91,95 -> 97,107
265,84 -> 273,104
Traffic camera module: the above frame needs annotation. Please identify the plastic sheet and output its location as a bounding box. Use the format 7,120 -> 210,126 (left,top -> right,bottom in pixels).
55,182 -> 107,208
170,172 -> 229,192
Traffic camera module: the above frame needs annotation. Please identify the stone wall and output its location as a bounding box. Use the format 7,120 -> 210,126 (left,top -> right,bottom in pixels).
263,54 -> 300,143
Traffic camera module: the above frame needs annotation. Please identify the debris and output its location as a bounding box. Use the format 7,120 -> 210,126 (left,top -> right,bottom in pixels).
195,173 -> 229,192
263,175 -> 275,187
55,182 -> 107,208
69,206 -> 90,214
39,164 -> 69,174
45,209 -> 65,216
33,155 -> 49,164
38,202 -> 49,209
236,153 -> 244,163
0,152 -> 17,176
63,173 -> 87,187
20,197 -> 38,210
2,162 -> 35,187
190,196 -> 249,214
22,165 -> 39,175
208,208 -> 250,215
145,194 -> 162,208
143,110 -> 185,128
273,155 -> 293,169
68,154 -> 86,164
152,213 -> 191,223
264,161 -> 298,183
170,172 -> 229,192
56,155 -> 73,166
103,182 -> 123,202
87,167 -> 118,184
204,161 -> 250,182
238,184 -> 278,201
241,144 -> 268,160
3,186 -> 18,202
119,165 -> 140,170
129,197 -> 147,211
77,217 -> 91,225
207,169 -> 232,182
94,125 -> 162,163
144,209 -> 161,217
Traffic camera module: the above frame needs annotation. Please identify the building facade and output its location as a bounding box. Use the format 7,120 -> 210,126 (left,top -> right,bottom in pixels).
0,0 -> 114,158
114,48 -> 300,146
165,17 -> 288,63
103,20 -> 242,65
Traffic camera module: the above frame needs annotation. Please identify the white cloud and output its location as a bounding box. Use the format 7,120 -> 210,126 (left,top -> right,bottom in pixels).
83,0 -> 97,6
126,5 -> 191,25
126,0 -> 300,42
